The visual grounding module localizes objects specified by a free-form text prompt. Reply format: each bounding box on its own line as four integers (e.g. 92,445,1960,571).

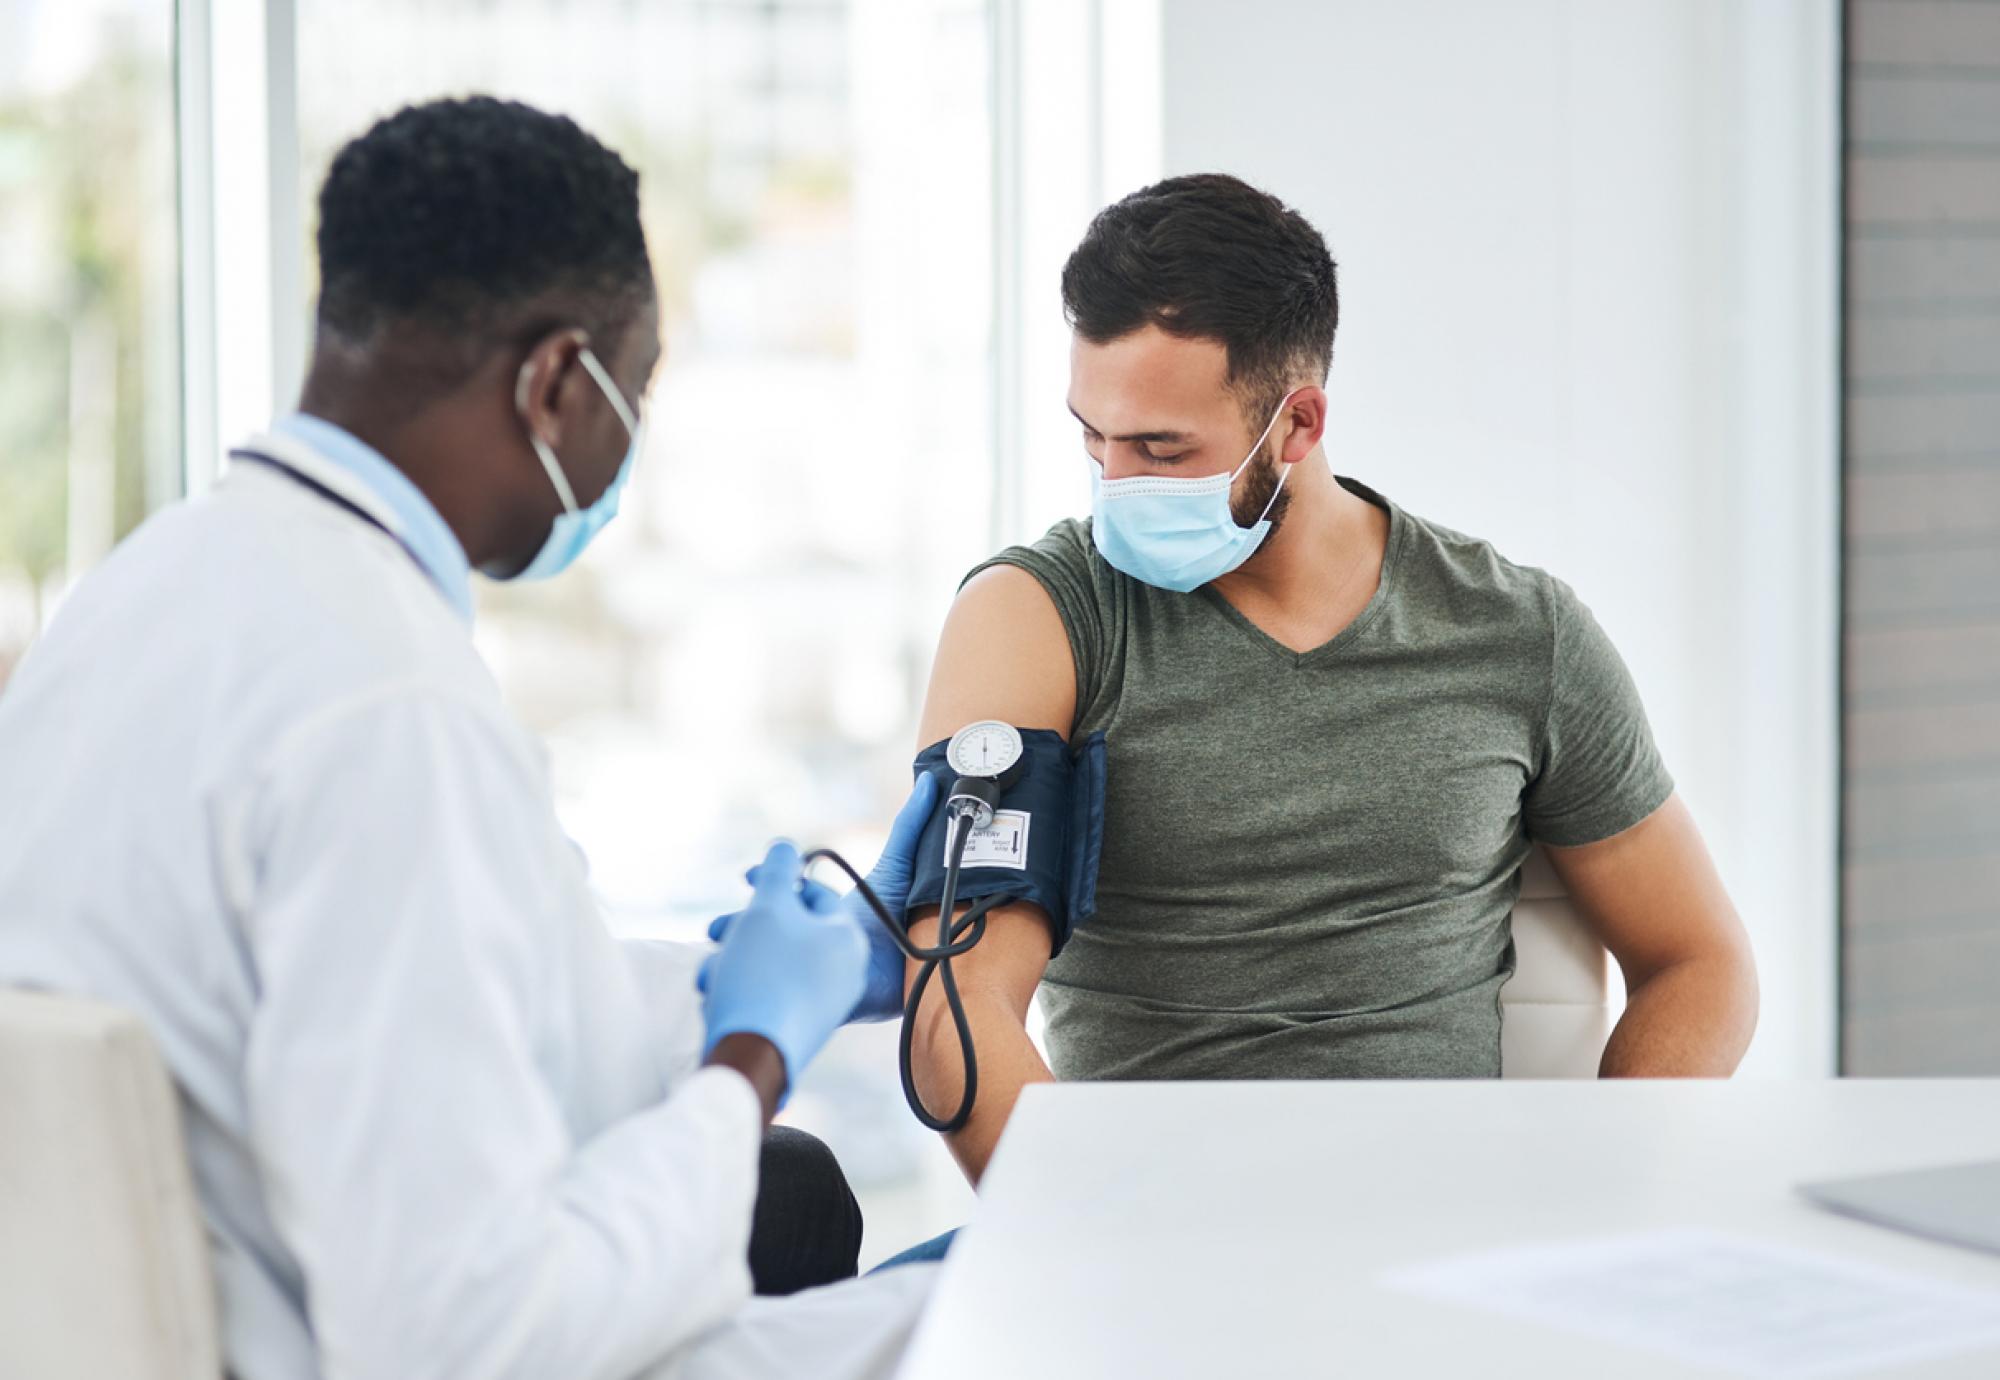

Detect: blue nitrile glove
840,772,938,1021
697,840,869,1092
709,773,938,1024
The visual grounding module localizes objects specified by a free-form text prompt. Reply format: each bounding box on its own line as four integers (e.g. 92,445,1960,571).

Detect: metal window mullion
175,0,219,497
175,0,302,498
988,0,1025,553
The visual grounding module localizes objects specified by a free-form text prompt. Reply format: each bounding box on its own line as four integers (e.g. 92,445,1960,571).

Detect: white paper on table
1384,1228,2000,1378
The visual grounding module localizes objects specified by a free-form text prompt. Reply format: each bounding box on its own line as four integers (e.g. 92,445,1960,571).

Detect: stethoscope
228,442,427,576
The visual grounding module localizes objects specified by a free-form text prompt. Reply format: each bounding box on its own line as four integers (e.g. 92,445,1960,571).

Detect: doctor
0,96,938,1379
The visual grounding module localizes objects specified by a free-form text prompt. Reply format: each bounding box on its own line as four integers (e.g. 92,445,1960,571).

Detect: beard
1230,442,1292,537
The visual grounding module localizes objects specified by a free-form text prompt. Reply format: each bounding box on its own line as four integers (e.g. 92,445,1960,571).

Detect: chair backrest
1498,848,1621,1078
0,988,221,1380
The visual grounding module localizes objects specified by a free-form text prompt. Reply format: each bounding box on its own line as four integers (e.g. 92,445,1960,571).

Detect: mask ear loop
576,347,641,438
1234,388,1302,529
516,355,581,515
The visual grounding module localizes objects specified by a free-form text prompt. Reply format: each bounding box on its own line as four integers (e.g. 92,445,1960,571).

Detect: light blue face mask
1090,390,1297,593
509,346,643,582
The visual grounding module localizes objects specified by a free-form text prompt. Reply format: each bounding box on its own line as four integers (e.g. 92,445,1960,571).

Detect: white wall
1119,0,1841,1076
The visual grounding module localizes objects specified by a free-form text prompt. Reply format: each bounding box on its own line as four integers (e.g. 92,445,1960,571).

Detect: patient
907,174,1760,1186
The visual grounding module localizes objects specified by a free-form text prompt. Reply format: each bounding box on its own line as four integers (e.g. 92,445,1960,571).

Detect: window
295,0,993,937
0,0,179,694
293,0,996,1238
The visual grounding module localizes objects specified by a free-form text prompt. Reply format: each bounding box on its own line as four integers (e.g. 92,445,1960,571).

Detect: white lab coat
0,430,934,1380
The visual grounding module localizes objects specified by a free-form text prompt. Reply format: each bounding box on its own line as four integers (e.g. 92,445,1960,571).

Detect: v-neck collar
1195,477,1408,670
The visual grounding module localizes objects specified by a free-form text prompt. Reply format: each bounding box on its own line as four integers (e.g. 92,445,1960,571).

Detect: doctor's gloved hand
841,772,937,1022
698,841,868,1096
709,772,939,1025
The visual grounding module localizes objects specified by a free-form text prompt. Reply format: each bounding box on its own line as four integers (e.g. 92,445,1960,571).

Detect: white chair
0,987,221,1380
1498,847,1622,1078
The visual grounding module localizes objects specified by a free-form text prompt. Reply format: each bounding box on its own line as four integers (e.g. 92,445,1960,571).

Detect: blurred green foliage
0,32,175,607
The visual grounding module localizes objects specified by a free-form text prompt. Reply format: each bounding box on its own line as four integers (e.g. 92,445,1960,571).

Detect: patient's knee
749,1126,863,1295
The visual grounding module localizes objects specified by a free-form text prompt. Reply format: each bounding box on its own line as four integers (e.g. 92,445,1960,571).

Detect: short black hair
315,96,651,365
1061,173,1338,419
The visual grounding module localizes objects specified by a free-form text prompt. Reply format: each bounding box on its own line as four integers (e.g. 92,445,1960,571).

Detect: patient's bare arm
905,901,1056,1182
908,565,1076,1183
1548,793,1759,1077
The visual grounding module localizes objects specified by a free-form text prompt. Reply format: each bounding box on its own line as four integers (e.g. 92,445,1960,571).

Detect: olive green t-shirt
969,477,1673,1082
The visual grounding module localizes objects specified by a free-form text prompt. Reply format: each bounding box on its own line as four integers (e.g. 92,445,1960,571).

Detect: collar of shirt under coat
241,412,477,624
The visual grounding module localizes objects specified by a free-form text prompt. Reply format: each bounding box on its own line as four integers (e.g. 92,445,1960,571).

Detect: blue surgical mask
509,346,643,582
1090,391,1298,593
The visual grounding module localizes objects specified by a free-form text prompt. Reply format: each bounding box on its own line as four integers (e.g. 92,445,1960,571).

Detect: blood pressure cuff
903,729,1107,958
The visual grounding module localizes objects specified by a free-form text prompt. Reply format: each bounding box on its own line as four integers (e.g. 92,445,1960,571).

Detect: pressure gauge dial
946,719,1025,782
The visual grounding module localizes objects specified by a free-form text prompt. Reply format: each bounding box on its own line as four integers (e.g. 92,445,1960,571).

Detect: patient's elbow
904,903,1050,1024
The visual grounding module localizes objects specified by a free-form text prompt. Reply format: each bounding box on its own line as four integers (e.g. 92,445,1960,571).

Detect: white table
897,1080,2000,1378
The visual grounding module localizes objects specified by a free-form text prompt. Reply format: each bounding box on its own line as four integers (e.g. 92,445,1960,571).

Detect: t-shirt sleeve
1523,576,1675,847
962,518,1107,731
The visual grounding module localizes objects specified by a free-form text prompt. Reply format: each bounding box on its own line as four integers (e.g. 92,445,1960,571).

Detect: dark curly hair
315,96,652,366
1061,173,1338,422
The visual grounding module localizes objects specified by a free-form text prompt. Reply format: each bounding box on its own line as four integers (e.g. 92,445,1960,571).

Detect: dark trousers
748,1126,863,1296
869,1226,956,1273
